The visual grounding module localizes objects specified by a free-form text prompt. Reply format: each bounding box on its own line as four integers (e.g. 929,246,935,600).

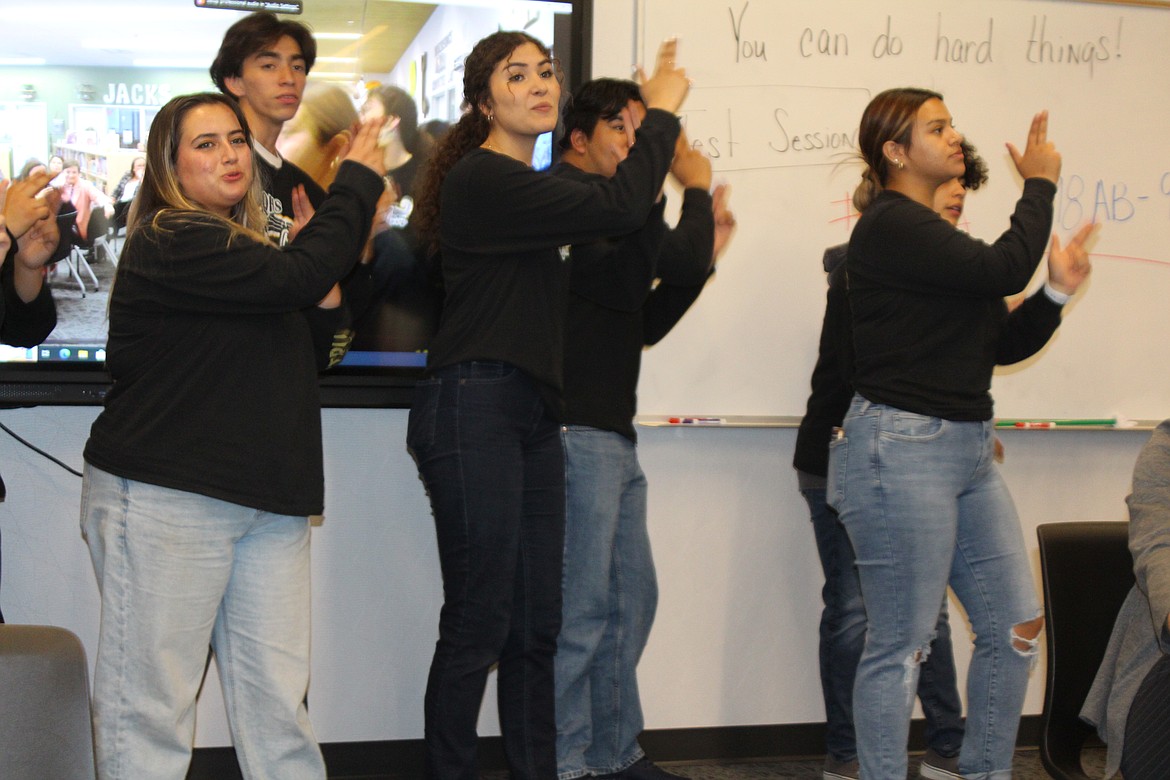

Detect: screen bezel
0,0,592,409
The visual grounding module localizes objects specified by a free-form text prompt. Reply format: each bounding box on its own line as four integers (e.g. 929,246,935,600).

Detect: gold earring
896,159,904,170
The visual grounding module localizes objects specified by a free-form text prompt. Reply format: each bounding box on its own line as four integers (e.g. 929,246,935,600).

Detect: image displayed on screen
1,0,578,402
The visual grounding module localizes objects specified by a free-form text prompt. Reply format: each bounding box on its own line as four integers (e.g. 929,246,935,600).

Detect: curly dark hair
413,31,556,249
960,139,989,191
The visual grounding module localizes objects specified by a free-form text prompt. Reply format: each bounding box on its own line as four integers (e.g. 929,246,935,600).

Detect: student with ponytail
828,88,1094,780
406,31,689,780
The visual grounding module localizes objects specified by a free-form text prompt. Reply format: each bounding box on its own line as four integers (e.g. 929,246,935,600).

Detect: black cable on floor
0,419,83,479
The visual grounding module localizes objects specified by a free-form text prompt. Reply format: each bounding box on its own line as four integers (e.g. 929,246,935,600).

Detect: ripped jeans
828,396,1041,780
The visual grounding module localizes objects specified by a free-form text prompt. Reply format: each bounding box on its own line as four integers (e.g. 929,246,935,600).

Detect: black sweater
428,108,681,416
555,163,715,441
847,178,1061,421
1,233,57,347
793,245,853,479
84,162,382,516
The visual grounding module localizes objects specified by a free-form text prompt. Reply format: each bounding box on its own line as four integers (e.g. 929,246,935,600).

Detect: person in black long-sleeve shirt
0,172,62,624
794,146,996,780
0,177,58,348
547,80,730,780
405,33,691,780
827,88,1095,780
550,78,733,780
211,11,372,368
81,92,385,780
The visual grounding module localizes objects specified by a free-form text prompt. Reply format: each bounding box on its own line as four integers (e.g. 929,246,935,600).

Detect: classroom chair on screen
50,204,95,297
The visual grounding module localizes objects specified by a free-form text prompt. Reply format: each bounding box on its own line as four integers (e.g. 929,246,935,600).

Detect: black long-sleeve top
847,178,1061,421
1,233,57,347
84,162,382,516
429,108,681,416
793,245,852,479
555,162,715,441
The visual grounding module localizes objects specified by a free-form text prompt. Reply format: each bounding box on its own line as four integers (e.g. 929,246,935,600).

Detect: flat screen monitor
0,0,591,408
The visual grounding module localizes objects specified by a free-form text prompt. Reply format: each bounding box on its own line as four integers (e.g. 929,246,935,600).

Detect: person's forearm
12,263,45,303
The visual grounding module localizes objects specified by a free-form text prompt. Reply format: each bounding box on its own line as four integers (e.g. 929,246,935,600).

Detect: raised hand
619,100,643,150
1006,110,1061,184
670,132,712,192
711,184,736,261
15,187,63,270
637,38,690,114
343,117,389,177
2,172,53,238
1047,222,1097,296
288,184,315,243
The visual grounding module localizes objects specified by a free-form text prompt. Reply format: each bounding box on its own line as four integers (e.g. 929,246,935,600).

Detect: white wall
0,404,1147,746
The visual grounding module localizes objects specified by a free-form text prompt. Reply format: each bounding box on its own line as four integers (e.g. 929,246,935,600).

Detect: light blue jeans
555,426,656,779
800,485,964,764
80,464,325,780
828,396,1041,780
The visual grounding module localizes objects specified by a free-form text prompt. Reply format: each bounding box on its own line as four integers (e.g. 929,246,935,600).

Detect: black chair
1037,521,1135,780
0,624,97,779
71,207,117,270
48,204,96,297
50,206,114,297
112,198,132,235
48,206,76,266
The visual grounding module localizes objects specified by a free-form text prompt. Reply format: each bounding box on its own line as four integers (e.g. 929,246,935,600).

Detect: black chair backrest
51,206,80,264
84,208,110,247
1037,521,1135,780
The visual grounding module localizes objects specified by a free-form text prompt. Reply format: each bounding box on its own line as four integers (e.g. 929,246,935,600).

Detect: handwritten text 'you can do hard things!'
675,5,1129,174
728,3,1125,75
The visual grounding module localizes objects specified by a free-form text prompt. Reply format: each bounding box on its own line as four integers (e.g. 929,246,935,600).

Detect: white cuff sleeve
1043,282,1071,306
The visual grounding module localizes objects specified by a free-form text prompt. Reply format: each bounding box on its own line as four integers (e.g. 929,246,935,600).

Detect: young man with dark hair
553,78,734,780
211,11,321,244
212,12,365,364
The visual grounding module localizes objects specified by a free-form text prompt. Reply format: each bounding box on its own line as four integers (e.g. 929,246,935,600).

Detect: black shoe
596,757,690,779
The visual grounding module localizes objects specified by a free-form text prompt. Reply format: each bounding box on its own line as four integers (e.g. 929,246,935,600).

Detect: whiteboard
633,0,1170,421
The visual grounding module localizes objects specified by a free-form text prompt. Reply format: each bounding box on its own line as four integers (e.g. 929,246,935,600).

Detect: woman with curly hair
406,31,689,780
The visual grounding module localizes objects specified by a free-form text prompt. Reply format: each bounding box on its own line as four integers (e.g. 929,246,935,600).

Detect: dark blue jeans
800,485,964,764
407,361,565,780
